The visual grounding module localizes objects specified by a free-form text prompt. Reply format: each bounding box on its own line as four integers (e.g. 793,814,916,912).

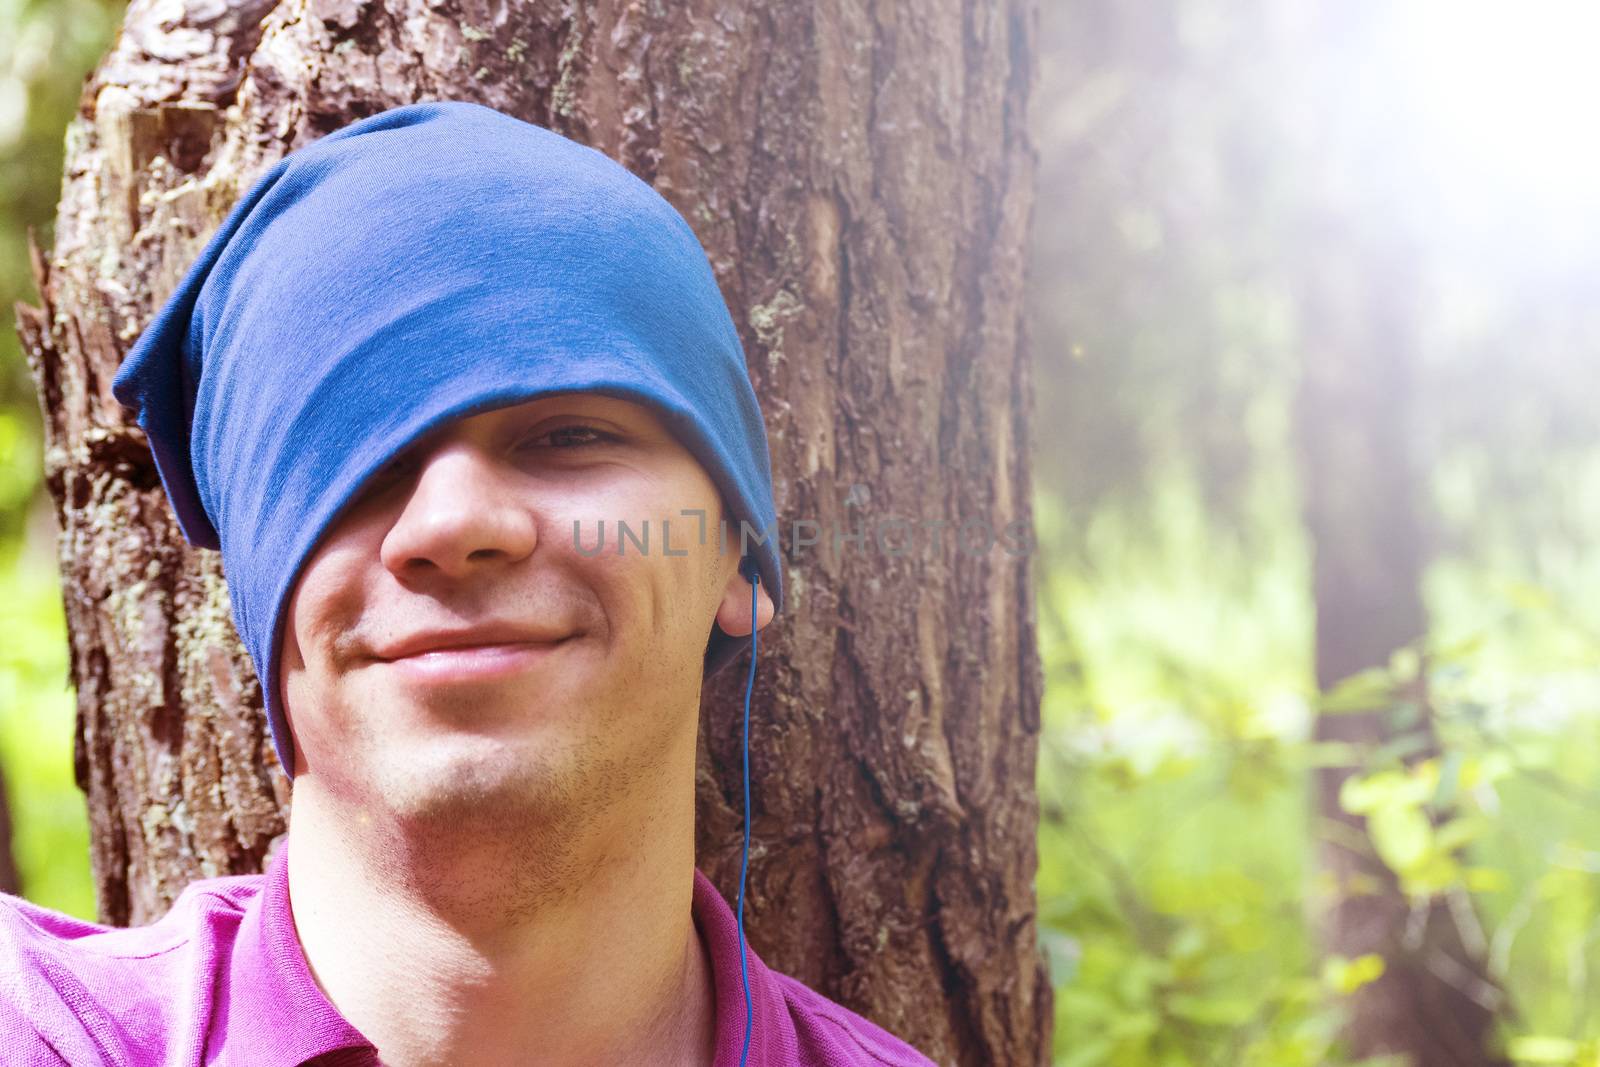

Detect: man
0,100,937,1066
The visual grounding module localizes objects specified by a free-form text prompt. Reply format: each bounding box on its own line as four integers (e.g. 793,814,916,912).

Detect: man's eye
527,425,621,449
382,456,420,483
351,457,414,507
354,427,620,507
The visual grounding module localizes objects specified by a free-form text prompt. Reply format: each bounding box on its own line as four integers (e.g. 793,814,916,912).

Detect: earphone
736,568,759,1067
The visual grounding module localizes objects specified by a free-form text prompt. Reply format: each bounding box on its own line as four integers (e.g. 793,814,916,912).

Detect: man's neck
283,775,716,1066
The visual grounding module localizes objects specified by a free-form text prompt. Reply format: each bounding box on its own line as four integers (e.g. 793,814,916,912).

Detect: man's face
279,392,757,828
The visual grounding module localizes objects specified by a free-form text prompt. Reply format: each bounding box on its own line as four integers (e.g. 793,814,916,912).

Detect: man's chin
360,735,585,828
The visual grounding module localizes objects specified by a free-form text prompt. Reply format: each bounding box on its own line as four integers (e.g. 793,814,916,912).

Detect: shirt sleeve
0,991,71,1066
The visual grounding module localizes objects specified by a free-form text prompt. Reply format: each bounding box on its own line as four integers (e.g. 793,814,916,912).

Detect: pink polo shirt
0,841,936,1066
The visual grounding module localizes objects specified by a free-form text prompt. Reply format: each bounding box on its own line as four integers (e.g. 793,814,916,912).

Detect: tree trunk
1295,216,1506,1066
12,0,1050,1063
0,760,18,896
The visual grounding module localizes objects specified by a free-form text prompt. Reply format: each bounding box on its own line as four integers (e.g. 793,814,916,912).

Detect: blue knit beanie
111,100,784,779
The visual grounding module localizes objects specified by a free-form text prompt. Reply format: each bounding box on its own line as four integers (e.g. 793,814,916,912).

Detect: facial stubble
340,662,689,925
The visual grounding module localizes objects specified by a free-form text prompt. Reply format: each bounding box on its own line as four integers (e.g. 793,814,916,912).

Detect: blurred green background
0,0,123,924
5,1,1600,1064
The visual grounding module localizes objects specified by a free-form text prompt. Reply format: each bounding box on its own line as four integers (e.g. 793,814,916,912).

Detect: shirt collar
693,867,788,1067
231,847,765,1065
227,841,378,1066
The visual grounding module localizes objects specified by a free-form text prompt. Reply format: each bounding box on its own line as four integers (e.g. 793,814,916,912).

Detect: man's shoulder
0,873,262,958
0,874,266,1062
769,970,942,1067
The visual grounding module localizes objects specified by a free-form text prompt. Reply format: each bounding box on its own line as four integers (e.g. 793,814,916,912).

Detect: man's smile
373,621,576,661
379,637,576,685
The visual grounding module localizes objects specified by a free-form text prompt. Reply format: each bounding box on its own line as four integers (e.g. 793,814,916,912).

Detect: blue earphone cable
736,569,758,1067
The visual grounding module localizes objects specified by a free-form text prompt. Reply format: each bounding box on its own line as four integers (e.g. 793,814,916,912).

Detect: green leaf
1506,1035,1581,1063
1321,953,1385,994
1369,804,1433,873
1433,750,1464,808
1388,646,1421,682
1465,866,1509,893
1166,992,1261,1026
1318,667,1397,714
1434,816,1483,855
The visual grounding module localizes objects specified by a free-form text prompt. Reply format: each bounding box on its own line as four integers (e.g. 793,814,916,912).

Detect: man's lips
376,635,576,685
373,624,574,662
369,623,579,685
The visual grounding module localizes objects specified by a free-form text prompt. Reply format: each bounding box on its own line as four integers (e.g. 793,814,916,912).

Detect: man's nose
378,442,539,580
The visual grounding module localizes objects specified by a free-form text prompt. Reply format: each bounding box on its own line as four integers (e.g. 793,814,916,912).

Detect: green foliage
0,0,117,921
1033,0,1600,1062
1038,471,1600,1065
1036,474,1349,1066
0,0,123,534
0,531,92,918
0,408,41,518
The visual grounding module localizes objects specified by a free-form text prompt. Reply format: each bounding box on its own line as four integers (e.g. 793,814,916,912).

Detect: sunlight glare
1394,0,1600,240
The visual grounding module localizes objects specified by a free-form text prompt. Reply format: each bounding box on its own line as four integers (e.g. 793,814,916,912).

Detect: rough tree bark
0,761,19,896
12,0,1050,1063
1295,216,1506,1067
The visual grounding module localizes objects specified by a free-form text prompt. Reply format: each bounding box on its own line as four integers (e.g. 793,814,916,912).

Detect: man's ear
714,562,776,638
276,618,303,777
